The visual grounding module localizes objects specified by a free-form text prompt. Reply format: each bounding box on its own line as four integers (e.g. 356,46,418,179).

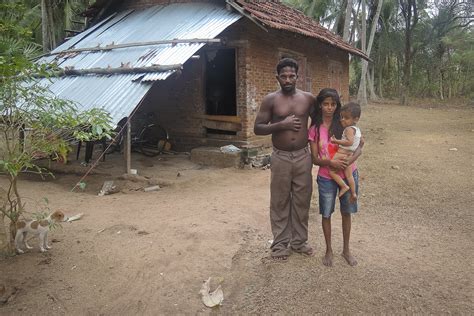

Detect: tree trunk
9,221,16,253
343,0,353,41
368,66,378,100
439,74,444,100
350,8,360,43
41,0,56,52
360,0,367,55
0,215,9,256
358,0,383,105
0,187,11,255
399,0,418,105
357,0,368,105
2,177,23,254
378,54,384,98
400,30,411,105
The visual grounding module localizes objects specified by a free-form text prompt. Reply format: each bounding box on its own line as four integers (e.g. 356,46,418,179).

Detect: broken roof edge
231,0,370,61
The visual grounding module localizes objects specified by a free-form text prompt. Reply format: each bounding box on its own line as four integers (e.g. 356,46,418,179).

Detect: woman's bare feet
338,185,350,198
341,252,357,266
322,251,333,266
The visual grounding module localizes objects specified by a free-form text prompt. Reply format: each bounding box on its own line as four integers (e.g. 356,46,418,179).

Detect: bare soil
1,101,473,314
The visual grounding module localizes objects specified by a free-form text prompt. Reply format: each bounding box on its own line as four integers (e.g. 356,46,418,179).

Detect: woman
309,88,363,266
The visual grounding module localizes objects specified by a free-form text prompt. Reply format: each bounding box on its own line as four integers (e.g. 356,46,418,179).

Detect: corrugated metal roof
38,3,241,125
43,75,153,125
42,3,241,76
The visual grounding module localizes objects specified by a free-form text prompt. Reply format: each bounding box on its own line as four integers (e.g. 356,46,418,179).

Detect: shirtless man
254,58,315,261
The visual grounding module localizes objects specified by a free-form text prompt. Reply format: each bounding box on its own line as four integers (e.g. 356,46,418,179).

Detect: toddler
329,102,362,202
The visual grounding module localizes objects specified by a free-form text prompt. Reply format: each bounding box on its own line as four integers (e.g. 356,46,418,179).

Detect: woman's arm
310,141,348,170
347,136,364,165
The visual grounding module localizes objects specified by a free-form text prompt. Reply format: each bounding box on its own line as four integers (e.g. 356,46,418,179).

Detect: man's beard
281,84,294,92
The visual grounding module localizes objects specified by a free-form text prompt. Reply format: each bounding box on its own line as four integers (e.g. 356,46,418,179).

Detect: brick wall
223,19,350,148
135,16,349,151
138,58,208,151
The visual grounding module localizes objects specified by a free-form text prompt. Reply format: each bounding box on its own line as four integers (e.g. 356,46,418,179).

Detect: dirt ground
0,101,473,314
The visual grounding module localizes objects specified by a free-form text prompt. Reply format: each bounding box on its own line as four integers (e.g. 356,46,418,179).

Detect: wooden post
124,121,131,174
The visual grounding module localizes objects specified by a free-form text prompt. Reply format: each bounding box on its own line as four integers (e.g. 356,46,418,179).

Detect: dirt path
1,102,473,314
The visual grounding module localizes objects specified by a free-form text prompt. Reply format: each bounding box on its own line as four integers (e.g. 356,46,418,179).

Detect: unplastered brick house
41,0,367,159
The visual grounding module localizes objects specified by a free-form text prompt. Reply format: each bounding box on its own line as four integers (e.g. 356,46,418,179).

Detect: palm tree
283,0,348,35
357,0,384,105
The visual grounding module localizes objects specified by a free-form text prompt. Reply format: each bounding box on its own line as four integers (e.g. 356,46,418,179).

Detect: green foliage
78,181,87,190
284,0,473,101
0,1,113,253
283,0,345,30
0,62,114,178
31,198,62,230
0,1,41,58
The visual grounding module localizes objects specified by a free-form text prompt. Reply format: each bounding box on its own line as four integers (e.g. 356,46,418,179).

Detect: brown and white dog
15,210,68,254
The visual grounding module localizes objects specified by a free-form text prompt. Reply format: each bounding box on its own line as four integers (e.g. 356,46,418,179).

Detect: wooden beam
124,121,131,174
46,38,223,56
64,29,82,34
226,0,268,33
196,115,241,124
34,64,183,77
203,119,242,132
226,39,249,47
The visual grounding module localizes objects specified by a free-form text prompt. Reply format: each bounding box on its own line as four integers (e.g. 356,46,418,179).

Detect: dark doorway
205,48,236,116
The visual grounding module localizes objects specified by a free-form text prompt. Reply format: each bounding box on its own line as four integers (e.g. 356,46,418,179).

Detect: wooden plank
203,119,242,132
196,115,241,123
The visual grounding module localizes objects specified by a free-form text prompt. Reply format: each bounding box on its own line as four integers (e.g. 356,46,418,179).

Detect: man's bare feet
261,255,289,264
293,245,315,257
341,252,357,266
338,185,350,198
322,252,333,266
271,255,289,261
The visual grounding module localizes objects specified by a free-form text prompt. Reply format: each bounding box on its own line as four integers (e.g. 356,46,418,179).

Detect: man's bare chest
273,101,310,118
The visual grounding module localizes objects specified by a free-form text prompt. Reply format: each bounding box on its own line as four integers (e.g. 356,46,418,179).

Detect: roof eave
230,0,370,61
264,22,371,61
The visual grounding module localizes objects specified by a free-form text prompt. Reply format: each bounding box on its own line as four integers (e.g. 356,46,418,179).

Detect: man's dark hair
341,102,361,118
277,58,299,74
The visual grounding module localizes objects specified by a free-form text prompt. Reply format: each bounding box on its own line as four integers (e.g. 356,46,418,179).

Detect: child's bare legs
329,152,350,197
344,165,357,202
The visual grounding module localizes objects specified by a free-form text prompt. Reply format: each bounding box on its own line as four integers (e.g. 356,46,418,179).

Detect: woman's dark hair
276,58,299,74
310,88,343,143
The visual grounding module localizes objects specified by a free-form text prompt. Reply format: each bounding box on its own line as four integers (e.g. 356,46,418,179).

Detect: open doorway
204,48,238,135
205,48,236,116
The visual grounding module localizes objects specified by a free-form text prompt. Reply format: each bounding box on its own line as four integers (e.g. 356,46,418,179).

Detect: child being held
329,102,362,202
